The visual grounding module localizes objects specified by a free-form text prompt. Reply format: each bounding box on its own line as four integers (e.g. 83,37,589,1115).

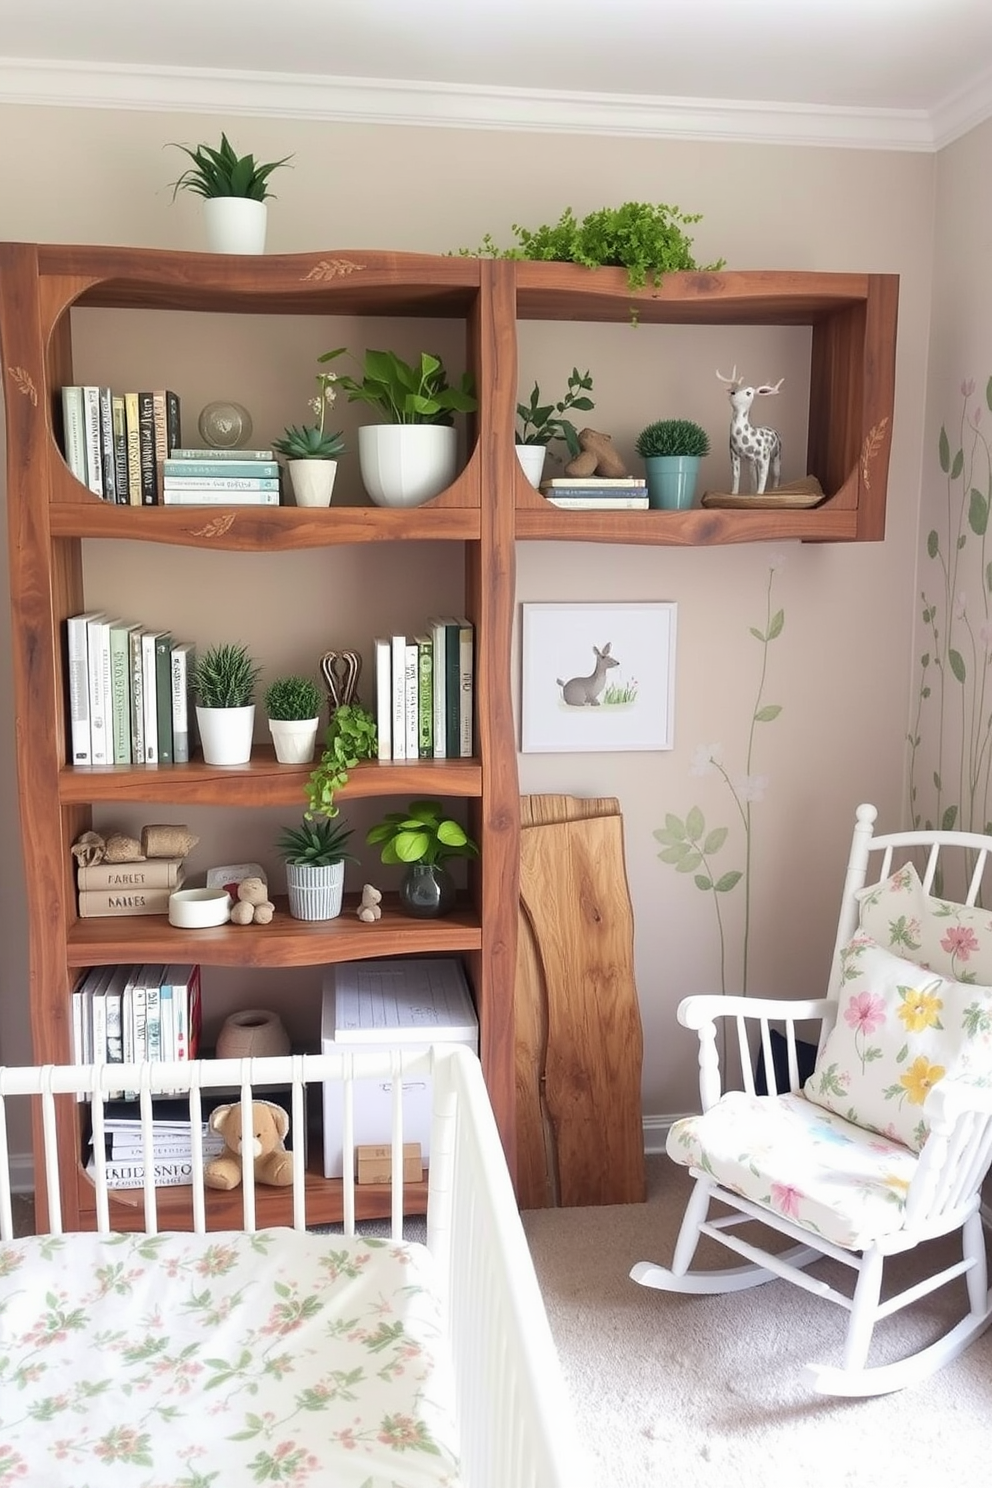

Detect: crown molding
930,64,992,150
0,57,945,152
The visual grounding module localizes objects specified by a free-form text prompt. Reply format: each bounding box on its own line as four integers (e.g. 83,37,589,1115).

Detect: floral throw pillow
857,861,992,984
804,937,992,1151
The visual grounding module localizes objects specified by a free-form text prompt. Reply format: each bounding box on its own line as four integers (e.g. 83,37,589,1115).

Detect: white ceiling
1,0,991,150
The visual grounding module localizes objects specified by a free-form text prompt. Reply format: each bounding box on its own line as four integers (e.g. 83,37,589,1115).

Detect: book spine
111,393,129,503
77,888,174,916
129,625,145,764
86,615,112,765
85,1157,199,1187
60,386,87,483
171,642,194,764
430,617,448,759
445,619,461,758
77,860,185,890
91,981,108,1063
541,477,647,488
141,630,158,763
155,632,174,764
546,496,649,509
416,634,433,758
161,460,280,479
162,476,280,491
144,975,162,1063
124,392,142,505
66,612,95,765
137,391,156,505
390,634,407,761
404,639,419,759
161,490,280,506
98,386,117,503
170,447,274,460
159,982,174,1063
373,636,392,762
109,622,135,764
152,390,182,501
81,386,104,497
541,485,647,496
458,620,474,758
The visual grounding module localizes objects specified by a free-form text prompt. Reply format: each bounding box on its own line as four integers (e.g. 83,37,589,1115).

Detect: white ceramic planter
195,704,255,765
268,716,320,764
203,197,268,255
287,459,337,507
516,444,547,488
358,424,458,508
285,861,345,921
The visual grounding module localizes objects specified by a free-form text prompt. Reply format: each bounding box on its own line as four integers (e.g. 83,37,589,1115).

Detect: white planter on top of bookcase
203,198,268,255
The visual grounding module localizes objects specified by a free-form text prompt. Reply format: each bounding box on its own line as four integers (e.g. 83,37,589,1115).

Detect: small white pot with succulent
278,816,356,922
265,674,323,764
168,132,293,255
191,642,261,766
272,363,346,506
516,367,594,487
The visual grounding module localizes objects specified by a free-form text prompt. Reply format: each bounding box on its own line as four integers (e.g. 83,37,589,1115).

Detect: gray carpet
521,1156,992,1488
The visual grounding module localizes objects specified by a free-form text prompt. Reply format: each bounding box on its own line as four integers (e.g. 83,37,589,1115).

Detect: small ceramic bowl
168,887,232,929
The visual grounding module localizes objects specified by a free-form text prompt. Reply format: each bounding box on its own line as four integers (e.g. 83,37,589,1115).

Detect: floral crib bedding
0,1226,462,1488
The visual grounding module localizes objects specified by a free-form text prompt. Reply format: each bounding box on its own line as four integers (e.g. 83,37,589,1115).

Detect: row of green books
66,611,194,767
373,618,474,762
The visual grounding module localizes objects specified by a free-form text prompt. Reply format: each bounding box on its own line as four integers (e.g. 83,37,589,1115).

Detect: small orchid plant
273,366,345,460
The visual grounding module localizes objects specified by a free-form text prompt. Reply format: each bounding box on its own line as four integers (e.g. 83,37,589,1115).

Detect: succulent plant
190,642,261,709
271,423,345,460
277,816,356,867
168,132,293,201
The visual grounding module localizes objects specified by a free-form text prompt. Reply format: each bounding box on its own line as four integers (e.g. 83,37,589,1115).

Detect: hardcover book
152,390,182,503
66,610,103,765
109,619,140,764
129,624,145,763
444,617,462,758
457,619,475,758
140,629,163,763
161,475,279,491
98,385,117,503
124,391,143,506
60,386,87,484
77,887,174,917
111,393,129,503
80,385,104,498
77,858,186,890
137,391,157,505
170,447,275,460
416,633,433,758
161,459,279,479
404,638,419,760
429,615,457,760
546,495,649,509
170,640,195,764
86,613,116,766
154,631,174,764
373,636,392,761
161,489,280,506
390,633,407,761
540,477,647,488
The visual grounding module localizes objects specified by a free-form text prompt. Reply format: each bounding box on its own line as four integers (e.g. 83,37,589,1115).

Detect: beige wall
0,103,937,1122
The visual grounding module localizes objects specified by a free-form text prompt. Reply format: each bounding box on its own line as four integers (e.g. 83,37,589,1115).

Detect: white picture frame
520,601,677,753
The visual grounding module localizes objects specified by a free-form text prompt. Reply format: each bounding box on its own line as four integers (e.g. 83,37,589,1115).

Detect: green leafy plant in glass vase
366,798,478,919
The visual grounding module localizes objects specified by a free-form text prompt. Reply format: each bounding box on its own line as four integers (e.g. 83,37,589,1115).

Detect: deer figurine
716,367,784,494
557,642,619,707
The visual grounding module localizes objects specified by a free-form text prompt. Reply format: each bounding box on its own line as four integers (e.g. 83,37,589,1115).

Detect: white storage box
321,957,479,1178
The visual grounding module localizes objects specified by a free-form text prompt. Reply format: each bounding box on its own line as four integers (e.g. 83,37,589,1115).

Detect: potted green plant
272,363,345,508
366,798,478,918
277,816,356,921
635,418,711,510
190,642,261,765
319,346,478,508
265,674,324,764
515,367,595,487
304,702,378,818
168,131,293,254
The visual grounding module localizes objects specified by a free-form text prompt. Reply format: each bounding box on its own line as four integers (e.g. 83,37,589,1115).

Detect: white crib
0,1044,586,1488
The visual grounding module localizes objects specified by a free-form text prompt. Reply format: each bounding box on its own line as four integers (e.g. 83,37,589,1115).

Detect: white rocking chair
632,802,992,1396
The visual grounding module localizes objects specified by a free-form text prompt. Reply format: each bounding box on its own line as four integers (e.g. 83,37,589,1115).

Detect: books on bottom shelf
72,963,202,1099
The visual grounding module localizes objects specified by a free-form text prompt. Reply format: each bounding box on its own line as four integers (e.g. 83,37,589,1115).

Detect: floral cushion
805,937,992,1151
0,1227,461,1488
667,1090,917,1250
857,861,992,984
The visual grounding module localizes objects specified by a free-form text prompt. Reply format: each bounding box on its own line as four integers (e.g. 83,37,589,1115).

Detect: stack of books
59,386,181,505
540,476,649,510
66,613,194,767
86,1107,227,1189
372,618,474,762
76,855,186,919
71,962,202,1095
162,448,281,506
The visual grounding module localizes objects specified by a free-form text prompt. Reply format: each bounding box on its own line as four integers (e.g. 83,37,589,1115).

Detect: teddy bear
564,427,629,479
229,876,275,925
356,882,382,922
204,1099,294,1190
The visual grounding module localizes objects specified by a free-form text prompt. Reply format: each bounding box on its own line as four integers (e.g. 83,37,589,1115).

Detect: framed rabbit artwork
520,601,677,753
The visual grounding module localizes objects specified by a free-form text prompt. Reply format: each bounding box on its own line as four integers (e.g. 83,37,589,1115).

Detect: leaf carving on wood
185,513,237,539
301,259,367,281
860,417,889,490
8,365,38,405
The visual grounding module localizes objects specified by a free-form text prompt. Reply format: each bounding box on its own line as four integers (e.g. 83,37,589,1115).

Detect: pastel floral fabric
0,1227,462,1488
805,937,992,1151
666,1090,918,1249
857,861,992,985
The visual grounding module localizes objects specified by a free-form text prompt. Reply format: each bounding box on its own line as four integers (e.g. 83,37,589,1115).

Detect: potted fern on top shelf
167,131,293,255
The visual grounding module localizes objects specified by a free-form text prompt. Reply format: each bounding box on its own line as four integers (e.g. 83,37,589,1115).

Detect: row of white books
60,386,181,505
66,611,194,767
72,962,202,1101
373,617,474,762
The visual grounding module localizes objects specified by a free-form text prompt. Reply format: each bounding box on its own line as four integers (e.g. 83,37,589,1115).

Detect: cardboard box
356,1142,423,1185
321,957,478,1178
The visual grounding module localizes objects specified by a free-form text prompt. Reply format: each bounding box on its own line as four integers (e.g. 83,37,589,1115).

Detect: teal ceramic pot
644,455,702,511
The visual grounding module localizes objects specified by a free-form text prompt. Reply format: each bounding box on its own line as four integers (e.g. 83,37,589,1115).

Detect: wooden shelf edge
513,503,860,545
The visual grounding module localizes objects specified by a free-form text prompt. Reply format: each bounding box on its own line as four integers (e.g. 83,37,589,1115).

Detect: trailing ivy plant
304,702,378,818
459,201,725,290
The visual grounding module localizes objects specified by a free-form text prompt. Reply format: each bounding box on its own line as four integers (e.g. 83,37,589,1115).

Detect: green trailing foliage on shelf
459,201,725,290
277,815,357,867
190,642,261,709
635,418,711,459
304,703,378,818
168,132,293,201
517,368,595,458
366,798,479,866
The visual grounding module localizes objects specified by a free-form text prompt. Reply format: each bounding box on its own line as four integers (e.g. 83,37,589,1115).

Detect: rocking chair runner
632,802,992,1396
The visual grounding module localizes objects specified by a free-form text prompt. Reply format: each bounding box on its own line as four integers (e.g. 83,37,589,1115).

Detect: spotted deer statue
716,367,784,494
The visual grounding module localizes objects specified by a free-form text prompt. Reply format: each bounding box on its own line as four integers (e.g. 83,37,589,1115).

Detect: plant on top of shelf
277,815,357,867
635,418,711,459
318,347,478,425
516,368,595,458
265,674,323,722
303,702,378,818
168,132,293,200
458,201,725,291
190,642,261,708
366,799,479,866
272,365,345,460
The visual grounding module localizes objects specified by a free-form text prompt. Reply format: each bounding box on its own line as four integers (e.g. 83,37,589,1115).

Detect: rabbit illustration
557,642,619,706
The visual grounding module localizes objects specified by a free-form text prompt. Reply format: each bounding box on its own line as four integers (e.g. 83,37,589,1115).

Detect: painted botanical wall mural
912,377,992,837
